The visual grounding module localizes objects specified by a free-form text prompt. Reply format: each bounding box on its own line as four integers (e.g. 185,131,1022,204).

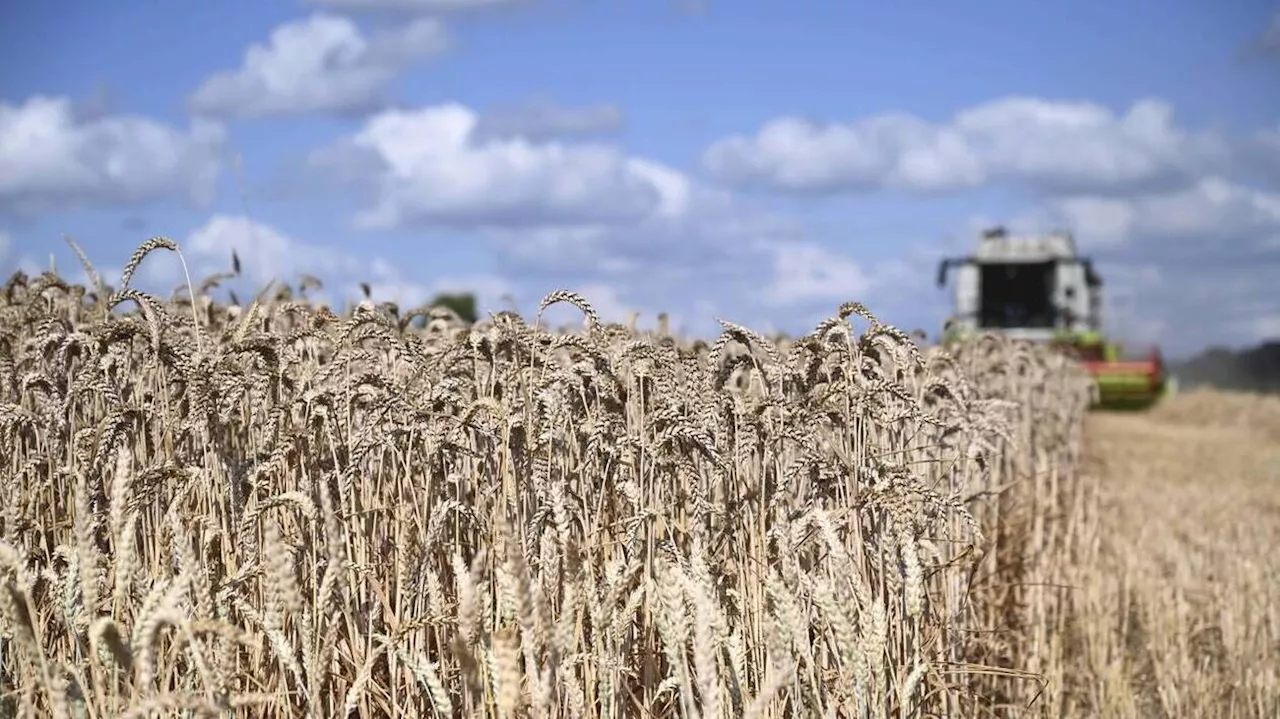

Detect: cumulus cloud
765,243,874,306
418,270,514,309
1258,9,1280,54
703,97,1230,196
140,214,358,295
1057,178,1280,350
475,97,626,142
534,282,717,337
188,14,449,119
363,257,513,311
311,102,685,229
476,194,802,334
302,99,843,332
1045,178,1280,258
183,215,361,281
319,98,1277,340
140,214,514,313
700,89,1280,348
1239,314,1280,342
0,96,226,215
1120,262,1279,353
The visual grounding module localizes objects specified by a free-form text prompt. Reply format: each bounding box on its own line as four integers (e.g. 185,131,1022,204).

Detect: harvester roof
973,226,1081,263
936,226,1102,288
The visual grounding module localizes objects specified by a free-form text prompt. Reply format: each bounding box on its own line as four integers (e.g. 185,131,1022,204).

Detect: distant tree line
1169,341,1280,394
428,292,478,324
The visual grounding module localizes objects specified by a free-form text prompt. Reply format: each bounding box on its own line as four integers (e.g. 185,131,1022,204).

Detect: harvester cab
935,226,1171,409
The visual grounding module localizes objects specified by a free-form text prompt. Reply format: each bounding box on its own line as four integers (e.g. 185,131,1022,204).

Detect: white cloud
305,100,840,334
307,0,526,12
364,256,513,312
302,96,1264,348
299,98,831,336
140,214,358,298
1045,177,1280,251
475,98,625,142
530,281,714,335
764,243,874,306
1056,179,1280,349
705,113,985,193
1238,314,1280,342
1089,264,1168,345
285,91,1277,353
1152,269,1279,351
313,102,682,229
0,96,225,215
703,97,1230,196
3,243,122,289
16,255,46,278
576,283,634,323
1046,198,1139,247
137,215,513,315
424,272,514,311
188,14,449,119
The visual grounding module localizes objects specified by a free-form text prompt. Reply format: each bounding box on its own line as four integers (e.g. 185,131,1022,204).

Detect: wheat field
0,238,1274,718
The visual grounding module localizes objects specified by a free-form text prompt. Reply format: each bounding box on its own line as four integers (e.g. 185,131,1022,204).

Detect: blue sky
2,0,1278,357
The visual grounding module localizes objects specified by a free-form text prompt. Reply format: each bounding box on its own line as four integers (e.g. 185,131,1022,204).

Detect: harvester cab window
979,261,1055,329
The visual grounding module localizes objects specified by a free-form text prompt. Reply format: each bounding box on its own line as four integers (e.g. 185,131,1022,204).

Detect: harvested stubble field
1066,389,1280,717
0,238,1274,718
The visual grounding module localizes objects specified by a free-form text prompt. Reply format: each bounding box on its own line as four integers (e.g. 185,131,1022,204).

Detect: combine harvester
936,226,1174,410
